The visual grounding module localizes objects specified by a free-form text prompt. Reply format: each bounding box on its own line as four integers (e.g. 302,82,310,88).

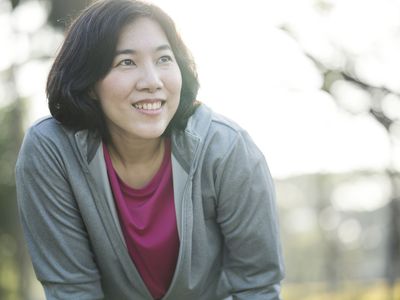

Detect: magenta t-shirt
103,140,179,299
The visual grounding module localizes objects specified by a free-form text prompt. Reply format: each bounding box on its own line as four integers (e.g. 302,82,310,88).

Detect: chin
136,127,168,140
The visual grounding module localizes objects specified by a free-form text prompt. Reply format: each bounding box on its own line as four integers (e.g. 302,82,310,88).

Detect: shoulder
189,104,264,162
188,104,246,143
25,116,70,140
17,116,74,167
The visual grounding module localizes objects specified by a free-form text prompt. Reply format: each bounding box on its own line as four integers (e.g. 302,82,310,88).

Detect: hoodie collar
74,104,213,173
171,104,212,174
73,129,101,171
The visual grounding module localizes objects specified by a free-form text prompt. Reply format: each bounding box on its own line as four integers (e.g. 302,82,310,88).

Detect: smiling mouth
132,100,164,111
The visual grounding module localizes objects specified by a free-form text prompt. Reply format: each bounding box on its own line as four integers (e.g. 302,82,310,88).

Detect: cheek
94,78,112,101
95,73,129,100
169,68,182,96
173,72,183,110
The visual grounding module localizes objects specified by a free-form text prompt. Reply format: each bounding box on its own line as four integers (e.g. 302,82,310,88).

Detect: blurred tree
0,79,25,298
280,0,400,291
304,45,400,298
387,193,400,300
315,176,341,293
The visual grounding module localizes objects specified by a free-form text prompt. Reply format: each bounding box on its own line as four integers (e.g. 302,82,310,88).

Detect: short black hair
47,0,200,138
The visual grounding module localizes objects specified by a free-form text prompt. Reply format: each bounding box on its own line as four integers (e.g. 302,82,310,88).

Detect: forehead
116,17,171,51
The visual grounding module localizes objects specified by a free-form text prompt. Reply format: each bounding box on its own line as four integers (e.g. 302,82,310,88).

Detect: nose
136,63,163,92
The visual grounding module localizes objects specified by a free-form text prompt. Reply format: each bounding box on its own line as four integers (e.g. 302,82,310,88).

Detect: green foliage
0,101,23,231
0,101,24,300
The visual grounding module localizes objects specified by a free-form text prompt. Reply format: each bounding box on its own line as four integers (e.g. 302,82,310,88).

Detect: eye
158,55,173,64
117,59,136,67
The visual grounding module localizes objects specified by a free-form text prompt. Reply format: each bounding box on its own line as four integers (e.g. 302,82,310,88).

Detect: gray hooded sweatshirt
16,104,284,300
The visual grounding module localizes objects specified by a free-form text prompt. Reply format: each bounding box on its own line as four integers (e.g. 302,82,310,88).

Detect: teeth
133,101,162,110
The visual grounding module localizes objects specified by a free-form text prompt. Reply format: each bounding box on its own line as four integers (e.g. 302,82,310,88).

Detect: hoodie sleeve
215,130,285,300
15,125,104,300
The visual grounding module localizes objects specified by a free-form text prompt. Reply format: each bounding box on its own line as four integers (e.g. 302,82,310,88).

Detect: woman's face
94,17,182,141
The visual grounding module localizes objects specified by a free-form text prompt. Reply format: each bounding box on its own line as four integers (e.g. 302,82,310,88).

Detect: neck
107,134,164,167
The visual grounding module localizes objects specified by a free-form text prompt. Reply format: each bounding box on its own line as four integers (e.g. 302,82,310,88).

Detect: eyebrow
115,44,172,56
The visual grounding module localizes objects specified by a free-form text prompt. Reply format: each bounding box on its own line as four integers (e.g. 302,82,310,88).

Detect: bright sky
1,0,400,179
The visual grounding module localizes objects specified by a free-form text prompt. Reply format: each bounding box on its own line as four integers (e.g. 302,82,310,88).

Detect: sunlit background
1,0,400,299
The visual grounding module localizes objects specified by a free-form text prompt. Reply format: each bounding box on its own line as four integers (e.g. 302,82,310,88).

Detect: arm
15,126,104,300
215,131,285,300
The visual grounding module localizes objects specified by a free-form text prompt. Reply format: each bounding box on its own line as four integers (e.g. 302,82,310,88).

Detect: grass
282,279,400,300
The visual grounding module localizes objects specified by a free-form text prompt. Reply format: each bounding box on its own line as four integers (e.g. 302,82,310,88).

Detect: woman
15,0,284,299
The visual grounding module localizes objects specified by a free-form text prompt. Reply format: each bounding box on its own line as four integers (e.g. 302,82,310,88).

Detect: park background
0,0,399,299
